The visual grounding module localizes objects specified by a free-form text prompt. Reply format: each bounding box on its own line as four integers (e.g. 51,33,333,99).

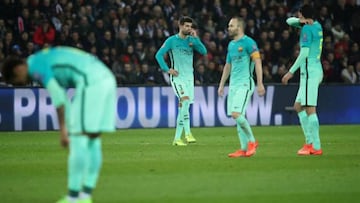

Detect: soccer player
282,5,323,155
218,17,265,157
155,16,207,146
1,46,117,203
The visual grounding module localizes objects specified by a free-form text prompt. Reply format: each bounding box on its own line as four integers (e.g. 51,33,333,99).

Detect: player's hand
257,83,266,96
282,72,293,85
168,69,179,76
218,86,224,97
300,18,313,25
190,29,198,37
60,128,69,148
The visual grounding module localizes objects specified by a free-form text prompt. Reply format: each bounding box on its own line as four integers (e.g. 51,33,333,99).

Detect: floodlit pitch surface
0,125,359,203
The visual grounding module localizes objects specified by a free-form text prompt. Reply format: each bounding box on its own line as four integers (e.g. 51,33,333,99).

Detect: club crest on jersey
238,47,243,52
189,42,193,47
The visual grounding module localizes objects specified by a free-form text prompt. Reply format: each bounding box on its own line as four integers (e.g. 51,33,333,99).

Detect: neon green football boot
172,139,187,146
56,197,73,203
185,133,196,143
77,198,92,203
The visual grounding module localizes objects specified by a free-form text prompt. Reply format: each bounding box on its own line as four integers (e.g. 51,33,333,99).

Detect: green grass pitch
1,125,360,203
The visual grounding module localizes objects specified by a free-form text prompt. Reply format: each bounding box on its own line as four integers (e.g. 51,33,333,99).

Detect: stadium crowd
0,0,360,86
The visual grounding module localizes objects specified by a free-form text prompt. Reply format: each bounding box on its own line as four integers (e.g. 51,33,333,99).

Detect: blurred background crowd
0,0,359,86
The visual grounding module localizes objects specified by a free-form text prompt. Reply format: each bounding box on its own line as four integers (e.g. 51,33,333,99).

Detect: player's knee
293,103,302,113
306,107,316,115
231,112,240,119
87,133,100,139
180,96,189,101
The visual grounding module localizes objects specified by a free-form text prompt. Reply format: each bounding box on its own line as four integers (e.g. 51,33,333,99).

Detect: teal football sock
68,135,89,194
237,123,249,150
236,115,255,142
298,110,312,144
83,137,102,190
308,113,321,150
174,107,184,140
181,99,191,135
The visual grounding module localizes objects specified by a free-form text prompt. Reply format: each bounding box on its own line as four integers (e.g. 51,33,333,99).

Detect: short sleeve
246,38,259,55
300,25,312,47
226,52,231,64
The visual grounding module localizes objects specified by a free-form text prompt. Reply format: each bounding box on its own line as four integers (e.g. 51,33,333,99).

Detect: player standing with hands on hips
155,16,207,146
218,17,265,157
1,46,117,203
282,5,323,155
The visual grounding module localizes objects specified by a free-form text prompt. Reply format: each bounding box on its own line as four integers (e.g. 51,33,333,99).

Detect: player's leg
171,81,187,145
184,79,196,143
173,101,186,145
295,82,313,155
80,76,117,201
228,88,257,157
79,134,102,202
57,87,90,203
305,77,322,155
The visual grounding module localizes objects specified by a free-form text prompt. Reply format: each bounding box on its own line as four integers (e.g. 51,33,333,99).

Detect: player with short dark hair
1,46,117,203
155,16,207,146
282,4,324,155
218,17,265,157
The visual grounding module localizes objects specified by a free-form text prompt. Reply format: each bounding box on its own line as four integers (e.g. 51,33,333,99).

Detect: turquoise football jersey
27,46,113,88
299,21,323,75
226,35,259,89
155,34,207,82
300,21,323,60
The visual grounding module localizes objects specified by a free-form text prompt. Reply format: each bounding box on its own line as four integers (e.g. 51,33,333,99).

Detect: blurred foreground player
1,46,117,202
282,5,323,155
218,17,265,157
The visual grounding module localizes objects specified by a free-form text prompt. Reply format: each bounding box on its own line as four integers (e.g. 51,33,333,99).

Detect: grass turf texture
0,125,360,203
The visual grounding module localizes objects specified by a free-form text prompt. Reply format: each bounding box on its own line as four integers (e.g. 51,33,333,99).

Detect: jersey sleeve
246,38,260,59
27,53,54,87
155,38,172,72
191,37,207,55
300,25,313,48
226,51,231,64
286,17,302,28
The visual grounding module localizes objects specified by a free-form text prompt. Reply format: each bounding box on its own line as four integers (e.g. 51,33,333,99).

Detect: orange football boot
245,141,257,157
297,144,313,155
310,148,323,155
228,150,247,158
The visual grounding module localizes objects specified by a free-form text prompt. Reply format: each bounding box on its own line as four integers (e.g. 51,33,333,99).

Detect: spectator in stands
0,0,359,86
273,64,287,83
341,64,357,84
33,19,55,48
195,63,206,85
322,60,335,83
122,62,139,85
349,42,360,65
2,31,15,57
331,23,346,43
139,63,156,85
355,62,360,83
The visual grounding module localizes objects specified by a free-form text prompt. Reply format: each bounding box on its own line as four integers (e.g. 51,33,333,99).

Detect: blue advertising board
0,85,359,131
